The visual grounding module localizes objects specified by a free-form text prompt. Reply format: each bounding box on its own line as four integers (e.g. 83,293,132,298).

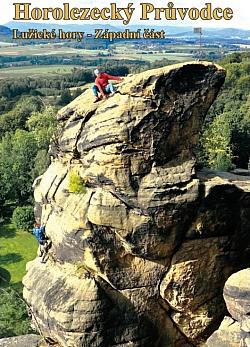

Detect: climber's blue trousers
92,84,115,97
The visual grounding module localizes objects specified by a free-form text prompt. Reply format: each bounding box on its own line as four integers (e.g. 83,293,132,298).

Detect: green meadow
0,65,83,78
0,223,37,287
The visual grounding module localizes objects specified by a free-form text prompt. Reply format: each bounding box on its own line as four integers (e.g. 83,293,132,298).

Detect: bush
0,287,32,338
212,152,232,171
200,113,233,171
12,206,34,231
68,171,86,194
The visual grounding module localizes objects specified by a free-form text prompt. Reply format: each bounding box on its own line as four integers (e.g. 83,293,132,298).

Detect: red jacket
95,72,121,96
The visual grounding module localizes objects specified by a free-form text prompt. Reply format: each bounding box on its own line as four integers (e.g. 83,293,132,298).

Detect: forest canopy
199,52,250,170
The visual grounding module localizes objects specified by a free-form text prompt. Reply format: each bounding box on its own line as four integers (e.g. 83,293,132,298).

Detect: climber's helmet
94,69,100,77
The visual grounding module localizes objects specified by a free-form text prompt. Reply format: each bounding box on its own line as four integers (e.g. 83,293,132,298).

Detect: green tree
231,95,250,167
201,53,250,169
0,106,57,206
0,96,43,139
12,206,34,231
0,288,32,338
26,106,57,149
201,113,233,171
31,149,50,179
58,89,72,106
0,130,37,203
72,88,82,100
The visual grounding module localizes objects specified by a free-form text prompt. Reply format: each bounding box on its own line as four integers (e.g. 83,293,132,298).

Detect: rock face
206,269,250,347
23,62,250,346
0,335,40,347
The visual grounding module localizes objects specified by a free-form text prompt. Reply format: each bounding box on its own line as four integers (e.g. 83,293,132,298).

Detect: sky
0,0,250,30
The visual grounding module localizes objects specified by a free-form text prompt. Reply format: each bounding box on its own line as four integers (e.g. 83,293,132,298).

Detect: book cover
0,1,249,346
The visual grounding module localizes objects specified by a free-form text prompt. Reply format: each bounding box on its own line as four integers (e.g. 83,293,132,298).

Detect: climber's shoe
93,97,101,103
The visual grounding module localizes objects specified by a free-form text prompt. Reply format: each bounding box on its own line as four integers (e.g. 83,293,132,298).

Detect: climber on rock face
32,223,50,264
92,69,123,103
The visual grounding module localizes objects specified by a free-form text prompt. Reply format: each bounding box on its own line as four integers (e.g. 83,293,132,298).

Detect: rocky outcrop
0,335,40,347
23,62,250,346
206,269,250,347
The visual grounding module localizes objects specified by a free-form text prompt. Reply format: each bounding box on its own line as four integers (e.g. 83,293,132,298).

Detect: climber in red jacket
92,69,123,102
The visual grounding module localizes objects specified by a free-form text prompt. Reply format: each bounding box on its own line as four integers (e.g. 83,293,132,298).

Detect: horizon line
1,21,250,32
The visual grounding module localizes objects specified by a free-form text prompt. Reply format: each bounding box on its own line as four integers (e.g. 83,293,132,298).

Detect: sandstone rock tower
23,62,250,347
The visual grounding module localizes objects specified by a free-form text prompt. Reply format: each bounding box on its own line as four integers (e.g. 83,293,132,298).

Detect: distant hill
210,28,250,39
5,21,118,33
168,27,250,39
5,22,250,40
5,21,194,36
0,25,11,36
0,25,12,42
128,25,193,35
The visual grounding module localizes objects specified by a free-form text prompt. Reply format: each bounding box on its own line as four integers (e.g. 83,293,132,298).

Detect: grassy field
0,224,37,286
0,41,198,80
0,42,195,61
0,43,101,57
0,51,192,79
0,65,84,78
112,44,194,62
0,42,16,47
119,52,193,62
112,43,220,62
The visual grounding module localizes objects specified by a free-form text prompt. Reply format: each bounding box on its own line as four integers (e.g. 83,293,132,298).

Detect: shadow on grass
10,281,24,293
0,202,16,221
0,253,23,265
0,267,11,286
0,224,16,239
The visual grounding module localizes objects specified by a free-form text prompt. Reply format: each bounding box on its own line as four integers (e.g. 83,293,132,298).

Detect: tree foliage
200,52,250,170
31,149,51,179
58,89,73,106
201,113,233,170
0,130,37,203
0,96,43,139
0,288,32,338
26,106,57,149
0,106,57,205
12,206,34,231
